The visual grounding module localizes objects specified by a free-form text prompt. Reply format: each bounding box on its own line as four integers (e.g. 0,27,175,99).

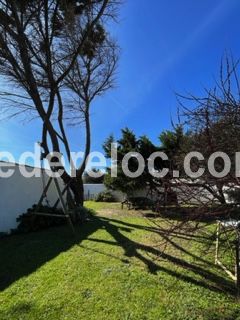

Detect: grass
0,202,239,320
85,201,121,211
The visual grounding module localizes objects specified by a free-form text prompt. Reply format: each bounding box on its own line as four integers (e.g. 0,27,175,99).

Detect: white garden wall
0,163,106,233
1,162,226,234
84,184,106,200
0,163,66,233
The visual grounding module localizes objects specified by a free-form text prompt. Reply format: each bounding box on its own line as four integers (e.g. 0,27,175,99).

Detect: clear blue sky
1,0,240,162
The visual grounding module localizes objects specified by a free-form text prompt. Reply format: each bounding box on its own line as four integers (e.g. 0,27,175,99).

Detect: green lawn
0,202,239,320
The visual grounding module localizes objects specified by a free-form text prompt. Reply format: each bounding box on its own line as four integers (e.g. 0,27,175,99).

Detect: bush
226,188,240,204
0,232,7,239
12,204,96,234
123,197,154,210
78,206,96,219
95,191,116,202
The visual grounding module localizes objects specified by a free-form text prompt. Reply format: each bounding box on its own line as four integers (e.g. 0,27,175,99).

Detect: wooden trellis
32,175,77,237
30,145,77,238
215,220,240,294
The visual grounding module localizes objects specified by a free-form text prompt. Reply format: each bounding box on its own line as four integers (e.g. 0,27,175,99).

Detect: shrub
226,188,240,204
128,197,154,210
0,232,7,239
12,204,96,234
77,206,96,219
95,191,116,202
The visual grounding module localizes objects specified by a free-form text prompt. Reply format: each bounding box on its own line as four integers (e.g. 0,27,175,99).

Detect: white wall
1,163,231,233
84,185,126,202
0,163,65,233
84,184,106,200
0,164,109,233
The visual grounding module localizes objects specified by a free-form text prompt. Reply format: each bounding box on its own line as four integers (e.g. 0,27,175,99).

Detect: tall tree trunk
69,176,84,206
75,107,91,206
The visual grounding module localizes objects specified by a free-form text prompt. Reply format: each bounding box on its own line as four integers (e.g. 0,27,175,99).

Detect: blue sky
1,0,240,163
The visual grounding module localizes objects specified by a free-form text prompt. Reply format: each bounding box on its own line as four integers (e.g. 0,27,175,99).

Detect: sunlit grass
0,202,239,320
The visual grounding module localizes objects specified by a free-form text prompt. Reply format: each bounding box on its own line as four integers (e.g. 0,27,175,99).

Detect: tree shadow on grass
0,217,103,291
0,215,236,296
87,216,236,296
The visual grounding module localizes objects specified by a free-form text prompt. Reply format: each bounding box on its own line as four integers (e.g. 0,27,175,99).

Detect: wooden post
236,228,240,296
53,177,76,238
53,184,68,209
35,177,53,211
215,222,220,264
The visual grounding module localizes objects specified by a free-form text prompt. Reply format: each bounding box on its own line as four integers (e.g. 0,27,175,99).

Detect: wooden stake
236,229,240,296
215,222,220,264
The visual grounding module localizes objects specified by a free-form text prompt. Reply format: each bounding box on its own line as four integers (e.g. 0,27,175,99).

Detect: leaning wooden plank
215,259,237,281
31,212,69,218
53,178,76,237
236,231,240,294
53,183,68,209
35,177,53,212
215,222,220,264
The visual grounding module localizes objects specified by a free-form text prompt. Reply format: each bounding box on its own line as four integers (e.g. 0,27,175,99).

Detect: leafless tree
176,55,240,206
61,33,118,203
142,57,240,269
0,0,119,206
